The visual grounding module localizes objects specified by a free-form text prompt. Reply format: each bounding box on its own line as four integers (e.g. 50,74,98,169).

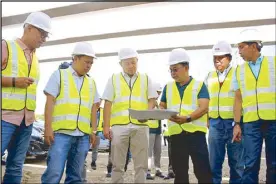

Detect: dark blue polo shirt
161,76,210,103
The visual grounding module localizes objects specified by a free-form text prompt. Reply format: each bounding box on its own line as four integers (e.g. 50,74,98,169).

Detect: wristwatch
92,130,97,134
186,115,192,122
233,121,240,127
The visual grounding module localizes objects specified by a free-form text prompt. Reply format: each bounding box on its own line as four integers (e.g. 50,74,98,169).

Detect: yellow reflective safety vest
163,129,170,136
236,56,276,123
110,73,149,126
166,79,208,136
2,40,40,111
206,68,235,119
52,68,96,134
148,104,159,128
97,108,103,132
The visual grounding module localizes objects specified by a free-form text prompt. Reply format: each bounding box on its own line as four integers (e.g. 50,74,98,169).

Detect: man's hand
232,124,242,143
90,133,97,148
169,115,187,125
44,126,54,146
103,126,112,141
15,77,34,88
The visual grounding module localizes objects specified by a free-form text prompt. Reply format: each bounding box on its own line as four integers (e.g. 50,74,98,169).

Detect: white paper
129,108,178,120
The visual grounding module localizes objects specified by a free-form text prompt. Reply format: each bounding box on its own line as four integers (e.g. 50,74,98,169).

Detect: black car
27,122,49,160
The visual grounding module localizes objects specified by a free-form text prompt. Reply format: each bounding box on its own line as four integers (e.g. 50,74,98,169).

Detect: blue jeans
1,119,33,184
208,118,244,184
242,120,276,184
41,133,90,184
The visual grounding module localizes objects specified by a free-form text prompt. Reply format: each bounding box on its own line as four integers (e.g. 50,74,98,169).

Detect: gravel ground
1,144,267,183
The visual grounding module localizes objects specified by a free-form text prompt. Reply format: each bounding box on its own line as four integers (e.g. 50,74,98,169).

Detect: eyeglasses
168,66,184,73
35,26,49,39
121,61,137,66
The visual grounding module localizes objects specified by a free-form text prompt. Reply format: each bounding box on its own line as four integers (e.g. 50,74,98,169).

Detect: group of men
1,11,275,184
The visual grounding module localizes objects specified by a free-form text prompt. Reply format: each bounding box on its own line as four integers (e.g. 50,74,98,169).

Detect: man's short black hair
178,62,189,67
243,42,263,52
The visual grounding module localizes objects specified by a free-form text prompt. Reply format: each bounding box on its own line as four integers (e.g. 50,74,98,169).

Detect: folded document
129,108,178,120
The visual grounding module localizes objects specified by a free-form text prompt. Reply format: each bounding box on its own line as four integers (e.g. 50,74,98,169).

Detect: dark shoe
164,175,170,180
146,173,155,180
164,172,175,180
155,170,165,178
106,172,112,178
91,161,96,170
169,172,175,178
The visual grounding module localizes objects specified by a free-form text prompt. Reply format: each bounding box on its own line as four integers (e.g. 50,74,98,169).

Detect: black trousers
171,131,213,184
167,136,173,173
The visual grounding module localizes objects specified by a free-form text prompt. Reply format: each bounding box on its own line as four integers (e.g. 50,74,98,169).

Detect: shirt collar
248,54,264,65
69,66,84,78
16,38,35,53
217,64,231,75
122,71,138,78
176,76,193,87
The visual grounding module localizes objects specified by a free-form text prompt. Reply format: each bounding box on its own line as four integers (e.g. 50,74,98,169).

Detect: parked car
2,121,49,163
89,136,110,152
98,138,110,152
27,122,49,160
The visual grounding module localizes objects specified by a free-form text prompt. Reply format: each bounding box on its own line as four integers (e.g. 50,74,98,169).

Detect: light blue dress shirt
44,66,100,136
233,55,264,91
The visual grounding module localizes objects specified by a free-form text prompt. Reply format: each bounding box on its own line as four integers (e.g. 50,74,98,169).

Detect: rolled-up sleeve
102,76,115,102
44,70,60,98
148,76,158,99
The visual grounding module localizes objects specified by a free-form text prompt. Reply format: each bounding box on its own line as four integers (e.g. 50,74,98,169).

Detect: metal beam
42,18,276,47
2,2,155,26
39,41,276,63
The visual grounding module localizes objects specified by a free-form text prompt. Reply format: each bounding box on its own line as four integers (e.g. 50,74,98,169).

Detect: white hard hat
212,41,232,56
24,12,52,33
118,48,139,60
237,28,262,44
72,42,97,59
168,48,190,65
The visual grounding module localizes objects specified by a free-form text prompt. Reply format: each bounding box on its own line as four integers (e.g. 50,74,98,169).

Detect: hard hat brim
72,53,97,59
167,60,189,66
119,55,138,61
213,52,231,56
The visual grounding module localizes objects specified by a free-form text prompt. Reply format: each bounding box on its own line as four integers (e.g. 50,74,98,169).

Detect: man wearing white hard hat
205,41,244,183
1,11,51,184
232,29,276,183
102,48,158,183
146,82,165,180
159,48,212,183
41,42,100,183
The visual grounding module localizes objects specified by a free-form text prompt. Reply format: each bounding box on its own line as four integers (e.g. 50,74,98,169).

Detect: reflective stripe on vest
97,108,103,131
207,68,235,119
2,40,39,111
110,73,148,126
163,129,170,136
237,56,276,122
166,79,208,136
52,68,96,134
